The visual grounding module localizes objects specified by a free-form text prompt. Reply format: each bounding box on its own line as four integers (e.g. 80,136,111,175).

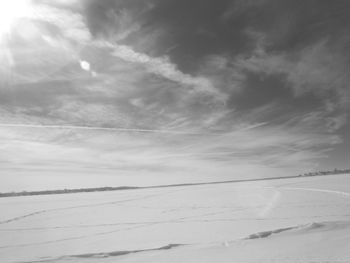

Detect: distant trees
1,169,350,198
298,168,350,177
0,186,139,198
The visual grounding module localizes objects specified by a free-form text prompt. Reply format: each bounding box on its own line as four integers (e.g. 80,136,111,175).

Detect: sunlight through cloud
0,0,33,37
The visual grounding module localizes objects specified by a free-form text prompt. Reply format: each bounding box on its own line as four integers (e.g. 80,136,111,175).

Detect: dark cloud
83,0,350,83
1,0,350,189
84,0,152,38
222,0,350,51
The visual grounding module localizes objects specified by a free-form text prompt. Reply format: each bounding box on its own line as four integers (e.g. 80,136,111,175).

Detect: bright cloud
0,0,349,191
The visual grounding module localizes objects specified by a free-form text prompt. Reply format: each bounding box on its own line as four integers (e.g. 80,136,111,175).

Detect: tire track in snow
0,210,49,225
276,187,350,198
0,188,188,229
2,184,349,227
0,223,157,249
0,189,183,225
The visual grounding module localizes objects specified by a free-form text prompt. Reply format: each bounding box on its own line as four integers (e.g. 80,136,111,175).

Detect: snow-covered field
1,174,350,263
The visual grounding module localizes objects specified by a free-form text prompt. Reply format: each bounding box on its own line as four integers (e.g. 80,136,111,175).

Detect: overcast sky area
0,0,349,191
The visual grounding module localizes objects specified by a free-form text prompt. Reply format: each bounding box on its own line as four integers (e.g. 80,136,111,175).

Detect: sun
0,0,33,36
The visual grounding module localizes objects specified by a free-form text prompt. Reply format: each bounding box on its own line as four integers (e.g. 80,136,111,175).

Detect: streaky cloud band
0,123,221,136
0,122,267,137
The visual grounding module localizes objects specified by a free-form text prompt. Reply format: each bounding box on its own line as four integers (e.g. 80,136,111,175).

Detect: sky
0,0,349,191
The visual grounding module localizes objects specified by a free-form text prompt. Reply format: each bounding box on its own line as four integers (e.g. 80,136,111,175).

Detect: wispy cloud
0,0,349,191
100,42,222,97
235,40,349,100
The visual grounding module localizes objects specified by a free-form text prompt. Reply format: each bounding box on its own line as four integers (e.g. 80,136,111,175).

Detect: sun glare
0,0,33,36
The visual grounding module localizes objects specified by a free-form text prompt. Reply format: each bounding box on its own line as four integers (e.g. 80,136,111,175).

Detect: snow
0,174,350,262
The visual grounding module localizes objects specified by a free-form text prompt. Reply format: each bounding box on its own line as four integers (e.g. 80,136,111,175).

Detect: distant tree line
298,168,350,177
1,169,349,198
0,186,139,198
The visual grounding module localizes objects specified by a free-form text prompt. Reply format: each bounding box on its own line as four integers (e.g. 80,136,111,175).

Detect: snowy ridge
245,220,350,240
18,221,350,263
19,244,183,263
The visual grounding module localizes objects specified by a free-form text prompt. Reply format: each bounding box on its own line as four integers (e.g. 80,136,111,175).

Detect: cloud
237,40,348,98
103,43,223,97
0,2,93,88
1,0,349,191
193,37,349,168
221,0,269,22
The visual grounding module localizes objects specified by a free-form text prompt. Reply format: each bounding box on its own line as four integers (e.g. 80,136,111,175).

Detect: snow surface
0,174,350,262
